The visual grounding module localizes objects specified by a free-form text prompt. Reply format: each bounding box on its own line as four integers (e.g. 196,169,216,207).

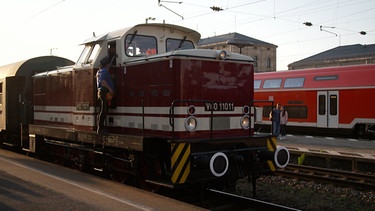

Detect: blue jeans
272,121,280,136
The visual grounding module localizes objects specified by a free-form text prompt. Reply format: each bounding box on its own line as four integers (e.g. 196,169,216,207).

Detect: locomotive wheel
355,124,366,138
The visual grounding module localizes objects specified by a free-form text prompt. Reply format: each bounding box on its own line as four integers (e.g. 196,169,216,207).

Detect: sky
1,0,374,70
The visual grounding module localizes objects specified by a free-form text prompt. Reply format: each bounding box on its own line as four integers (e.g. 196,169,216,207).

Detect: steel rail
276,164,375,190
203,188,301,211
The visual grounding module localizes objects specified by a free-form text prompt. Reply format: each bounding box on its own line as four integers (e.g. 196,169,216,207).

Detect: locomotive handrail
169,100,214,140
251,100,275,136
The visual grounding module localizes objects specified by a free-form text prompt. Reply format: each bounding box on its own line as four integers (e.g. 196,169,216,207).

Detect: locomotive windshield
125,34,157,56
77,44,100,66
166,38,194,52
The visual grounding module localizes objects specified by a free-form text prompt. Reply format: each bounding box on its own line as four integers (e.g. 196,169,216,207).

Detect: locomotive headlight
187,105,195,115
185,116,197,132
240,115,250,129
216,50,227,60
242,105,250,115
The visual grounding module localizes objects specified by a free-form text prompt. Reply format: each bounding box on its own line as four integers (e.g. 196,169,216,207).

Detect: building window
266,57,271,68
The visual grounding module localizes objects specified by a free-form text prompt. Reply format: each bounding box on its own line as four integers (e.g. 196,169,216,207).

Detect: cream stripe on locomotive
34,105,95,113
116,106,246,115
34,106,254,131
34,105,247,115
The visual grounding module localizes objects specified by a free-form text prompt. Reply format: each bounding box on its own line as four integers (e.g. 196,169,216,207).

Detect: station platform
0,149,206,210
278,134,375,157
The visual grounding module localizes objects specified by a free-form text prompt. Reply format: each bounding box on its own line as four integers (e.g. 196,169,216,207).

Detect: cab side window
108,42,117,65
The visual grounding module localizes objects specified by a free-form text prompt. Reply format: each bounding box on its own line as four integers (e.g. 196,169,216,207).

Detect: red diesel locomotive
254,64,375,138
0,23,289,191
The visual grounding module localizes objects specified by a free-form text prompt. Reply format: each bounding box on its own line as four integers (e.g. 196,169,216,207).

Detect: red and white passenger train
254,64,375,138
0,23,289,191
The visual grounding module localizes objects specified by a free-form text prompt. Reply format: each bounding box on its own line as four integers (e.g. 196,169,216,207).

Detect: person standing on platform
269,103,281,137
280,105,288,139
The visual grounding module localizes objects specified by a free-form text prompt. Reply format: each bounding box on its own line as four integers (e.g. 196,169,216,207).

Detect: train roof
76,22,254,67
254,64,375,90
82,23,201,45
0,56,74,79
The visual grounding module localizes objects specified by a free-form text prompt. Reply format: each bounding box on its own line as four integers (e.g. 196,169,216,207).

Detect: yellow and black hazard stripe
171,143,191,184
266,137,277,171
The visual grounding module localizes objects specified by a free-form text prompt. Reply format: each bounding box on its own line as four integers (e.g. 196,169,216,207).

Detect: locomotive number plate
205,102,235,111
76,102,90,110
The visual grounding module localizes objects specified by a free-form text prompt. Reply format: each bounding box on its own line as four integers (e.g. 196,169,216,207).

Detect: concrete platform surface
0,149,206,211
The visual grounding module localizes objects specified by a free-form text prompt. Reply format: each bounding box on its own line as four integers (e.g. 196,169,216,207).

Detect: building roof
289,44,375,66
198,32,277,48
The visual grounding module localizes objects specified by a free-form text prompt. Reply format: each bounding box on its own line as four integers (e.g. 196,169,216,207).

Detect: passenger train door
317,91,339,128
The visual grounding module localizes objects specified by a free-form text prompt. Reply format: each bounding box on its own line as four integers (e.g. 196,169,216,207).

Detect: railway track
188,188,300,211
276,164,375,190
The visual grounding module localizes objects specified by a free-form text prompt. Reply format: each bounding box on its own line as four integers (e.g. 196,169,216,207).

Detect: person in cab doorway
96,56,115,134
269,103,281,137
280,105,288,140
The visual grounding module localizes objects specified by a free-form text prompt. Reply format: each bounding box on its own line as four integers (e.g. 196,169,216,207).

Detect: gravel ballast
235,176,375,210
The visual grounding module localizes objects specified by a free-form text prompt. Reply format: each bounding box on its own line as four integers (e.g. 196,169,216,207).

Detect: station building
199,32,375,72
288,44,375,70
198,33,277,73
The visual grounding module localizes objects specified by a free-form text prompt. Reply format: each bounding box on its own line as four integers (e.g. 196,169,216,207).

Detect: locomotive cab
75,23,200,70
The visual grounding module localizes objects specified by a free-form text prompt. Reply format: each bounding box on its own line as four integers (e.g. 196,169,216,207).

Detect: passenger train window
125,34,157,56
262,105,307,119
318,95,326,115
330,95,337,115
284,77,305,88
263,79,282,89
285,106,308,119
314,75,338,81
166,38,194,52
254,80,261,89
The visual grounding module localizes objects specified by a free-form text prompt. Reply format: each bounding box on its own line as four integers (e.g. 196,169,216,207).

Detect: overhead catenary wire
18,0,66,25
